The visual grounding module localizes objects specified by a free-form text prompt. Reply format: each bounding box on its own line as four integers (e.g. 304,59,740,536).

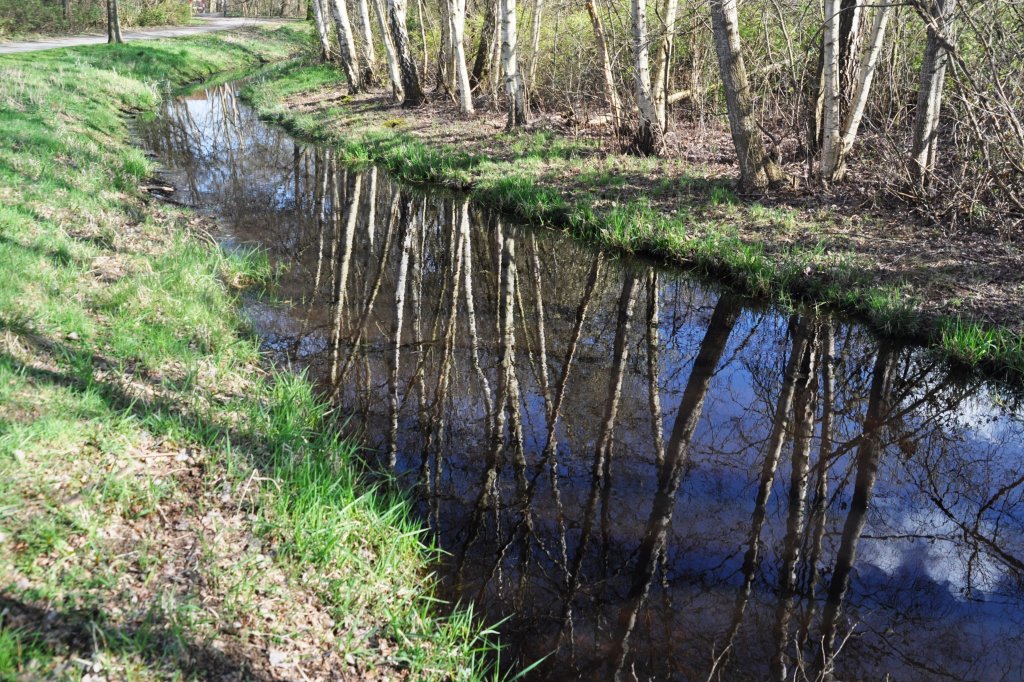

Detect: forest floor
0,25,494,681
244,61,1024,381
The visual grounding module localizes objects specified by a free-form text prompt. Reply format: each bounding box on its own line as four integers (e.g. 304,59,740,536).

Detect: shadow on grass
0,595,273,681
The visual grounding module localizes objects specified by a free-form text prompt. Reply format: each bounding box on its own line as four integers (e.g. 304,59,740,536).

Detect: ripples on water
138,83,1024,681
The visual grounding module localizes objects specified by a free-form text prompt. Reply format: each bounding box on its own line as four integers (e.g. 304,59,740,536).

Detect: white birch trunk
632,0,663,154
652,0,678,130
527,0,544,88
311,0,333,61
500,0,528,128
329,0,363,91
819,0,842,179
356,0,376,68
832,2,892,181
373,0,404,100
586,0,622,131
450,0,475,114
911,0,954,190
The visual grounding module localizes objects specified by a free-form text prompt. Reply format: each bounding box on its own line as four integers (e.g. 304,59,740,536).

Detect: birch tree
450,0,474,114
632,0,664,154
709,0,787,190
911,0,955,191
311,0,333,61
527,0,544,88
819,0,842,181
651,0,679,128
586,0,623,132
328,0,363,92
500,0,529,128
373,0,404,100
387,0,426,105
830,2,893,181
355,0,377,77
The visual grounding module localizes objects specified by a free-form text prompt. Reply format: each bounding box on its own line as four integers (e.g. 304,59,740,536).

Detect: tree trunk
832,2,892,181
387,0,426,106
438,0,456,93
837,0,863,100
311,0,333,61
107,0,123,43
450,0,474,114
652,0,678,130
911,0,954,191
527,0,543,88
585,0,622,132
328,0,364,92
470,0,497,89
631,0,664,155
356,0,376,68
500,0,529,128
709,0,786,190
819,0,842,181
416,0,429,75
374,0,404,100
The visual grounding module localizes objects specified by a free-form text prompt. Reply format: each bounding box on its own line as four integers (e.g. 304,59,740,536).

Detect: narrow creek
137,82,1024,681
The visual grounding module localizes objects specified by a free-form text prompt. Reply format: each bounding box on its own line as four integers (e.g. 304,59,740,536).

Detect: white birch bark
586,0,622,131
832,2,892,181
500,0,528,128
329,0,363,91
311,0,333,61
450,0,474,114
356,0,376,68
820,0,842,180
911,0,954,190
652,0,678,130
527,0,543,88
632,0,663,154
373,0,404,100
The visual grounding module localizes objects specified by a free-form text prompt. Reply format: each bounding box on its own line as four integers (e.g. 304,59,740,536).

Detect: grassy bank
243,60,1024,382
0,26,495,680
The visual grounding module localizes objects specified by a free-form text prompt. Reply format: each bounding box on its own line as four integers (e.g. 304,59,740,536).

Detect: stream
137,81,1024,681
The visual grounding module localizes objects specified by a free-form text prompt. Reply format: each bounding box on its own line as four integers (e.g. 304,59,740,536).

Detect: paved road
0,16,287,54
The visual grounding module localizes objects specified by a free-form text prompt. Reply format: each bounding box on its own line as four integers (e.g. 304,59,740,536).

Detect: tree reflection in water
139,83,1024,681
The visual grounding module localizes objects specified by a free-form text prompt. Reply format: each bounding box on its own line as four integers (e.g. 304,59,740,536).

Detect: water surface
138,83,1024,681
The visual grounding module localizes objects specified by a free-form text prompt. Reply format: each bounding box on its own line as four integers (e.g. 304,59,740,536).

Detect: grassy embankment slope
0,25,494,681
244,61,1024,382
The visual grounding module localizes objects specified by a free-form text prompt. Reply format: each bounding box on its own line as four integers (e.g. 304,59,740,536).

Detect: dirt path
0,16,288,54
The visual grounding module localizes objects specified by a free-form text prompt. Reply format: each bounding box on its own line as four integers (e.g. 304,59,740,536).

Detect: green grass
243,60,1024,382
0,24,498,681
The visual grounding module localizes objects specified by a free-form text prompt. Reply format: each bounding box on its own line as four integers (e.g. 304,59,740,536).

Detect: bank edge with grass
242,60,1024,383
0,26,498,680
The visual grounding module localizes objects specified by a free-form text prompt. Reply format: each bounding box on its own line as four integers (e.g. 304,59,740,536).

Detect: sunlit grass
0,25,500,680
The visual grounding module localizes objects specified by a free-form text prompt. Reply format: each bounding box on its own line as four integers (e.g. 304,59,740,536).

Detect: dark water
137,83,1024,681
